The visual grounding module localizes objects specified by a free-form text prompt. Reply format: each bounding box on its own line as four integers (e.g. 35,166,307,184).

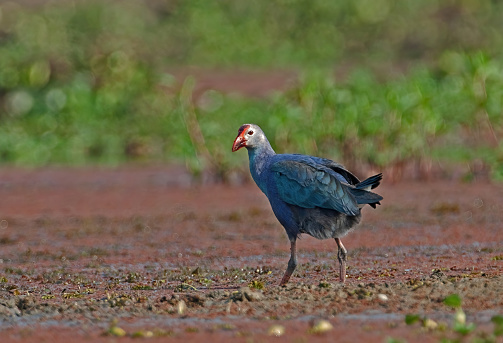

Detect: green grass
0,1,502,180
402,294,503,342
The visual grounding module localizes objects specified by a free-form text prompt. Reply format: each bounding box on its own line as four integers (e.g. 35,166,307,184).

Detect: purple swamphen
232,124,383,285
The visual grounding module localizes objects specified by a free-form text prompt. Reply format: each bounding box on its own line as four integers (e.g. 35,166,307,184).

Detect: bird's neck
247,141,275,192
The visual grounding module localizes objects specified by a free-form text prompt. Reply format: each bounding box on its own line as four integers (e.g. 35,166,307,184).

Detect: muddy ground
0,166,502,342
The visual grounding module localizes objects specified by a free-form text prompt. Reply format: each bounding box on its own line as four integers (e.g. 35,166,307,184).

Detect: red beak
232,135,246,152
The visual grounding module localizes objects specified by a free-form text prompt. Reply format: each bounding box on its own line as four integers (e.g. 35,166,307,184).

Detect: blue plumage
232,124,383,285
271,159,360,216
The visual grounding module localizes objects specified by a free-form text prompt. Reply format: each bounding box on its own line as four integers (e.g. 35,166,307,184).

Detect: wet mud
0,167,502,342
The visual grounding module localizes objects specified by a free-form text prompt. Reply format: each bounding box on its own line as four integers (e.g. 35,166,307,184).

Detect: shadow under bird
232,124,383,285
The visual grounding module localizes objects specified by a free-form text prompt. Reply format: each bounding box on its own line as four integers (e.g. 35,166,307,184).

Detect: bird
232,123,383,285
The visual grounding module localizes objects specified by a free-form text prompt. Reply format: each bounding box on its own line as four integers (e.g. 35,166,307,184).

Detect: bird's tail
355,173,382,190
352,173,383,209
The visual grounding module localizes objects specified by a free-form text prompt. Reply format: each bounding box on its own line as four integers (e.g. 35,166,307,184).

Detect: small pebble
132,330,154,338
310,319,333,334
267,325,285,336
242,287,264,302
108,326,126,337
377,294,389,302
177,300,187,315
454,309,466,325
423,318,438,330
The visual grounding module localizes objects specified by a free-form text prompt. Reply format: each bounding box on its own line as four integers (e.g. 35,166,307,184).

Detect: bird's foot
339,262,346,283
279,273,291,286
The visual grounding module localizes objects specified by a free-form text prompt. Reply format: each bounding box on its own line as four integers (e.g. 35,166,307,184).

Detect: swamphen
232,124,383,285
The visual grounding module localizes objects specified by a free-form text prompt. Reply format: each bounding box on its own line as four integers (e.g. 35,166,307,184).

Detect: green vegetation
0,1,502,179
403,294,503,342
248,280,265,290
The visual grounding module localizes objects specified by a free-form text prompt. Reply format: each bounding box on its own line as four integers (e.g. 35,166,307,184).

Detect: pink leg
280,239,297,286
335,238,347,283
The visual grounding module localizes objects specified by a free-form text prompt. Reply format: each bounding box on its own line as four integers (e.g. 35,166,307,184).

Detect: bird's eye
248,130,254,135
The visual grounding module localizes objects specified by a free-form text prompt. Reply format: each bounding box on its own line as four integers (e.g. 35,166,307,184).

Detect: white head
231,123,268,152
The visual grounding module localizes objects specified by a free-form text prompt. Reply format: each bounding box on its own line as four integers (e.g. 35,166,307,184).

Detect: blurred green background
0,0,502,180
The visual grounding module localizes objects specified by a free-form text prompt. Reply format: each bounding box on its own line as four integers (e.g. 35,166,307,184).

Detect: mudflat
0,167,502,342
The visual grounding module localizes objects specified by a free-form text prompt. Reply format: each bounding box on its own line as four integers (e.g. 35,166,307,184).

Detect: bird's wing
311,157,361,185
270,160,360,216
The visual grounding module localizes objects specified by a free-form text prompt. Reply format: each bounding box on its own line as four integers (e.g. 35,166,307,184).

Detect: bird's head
232,123,265,152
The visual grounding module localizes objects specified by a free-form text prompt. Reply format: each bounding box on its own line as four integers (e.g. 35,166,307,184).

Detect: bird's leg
279,238,297,286
335,238,347,283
